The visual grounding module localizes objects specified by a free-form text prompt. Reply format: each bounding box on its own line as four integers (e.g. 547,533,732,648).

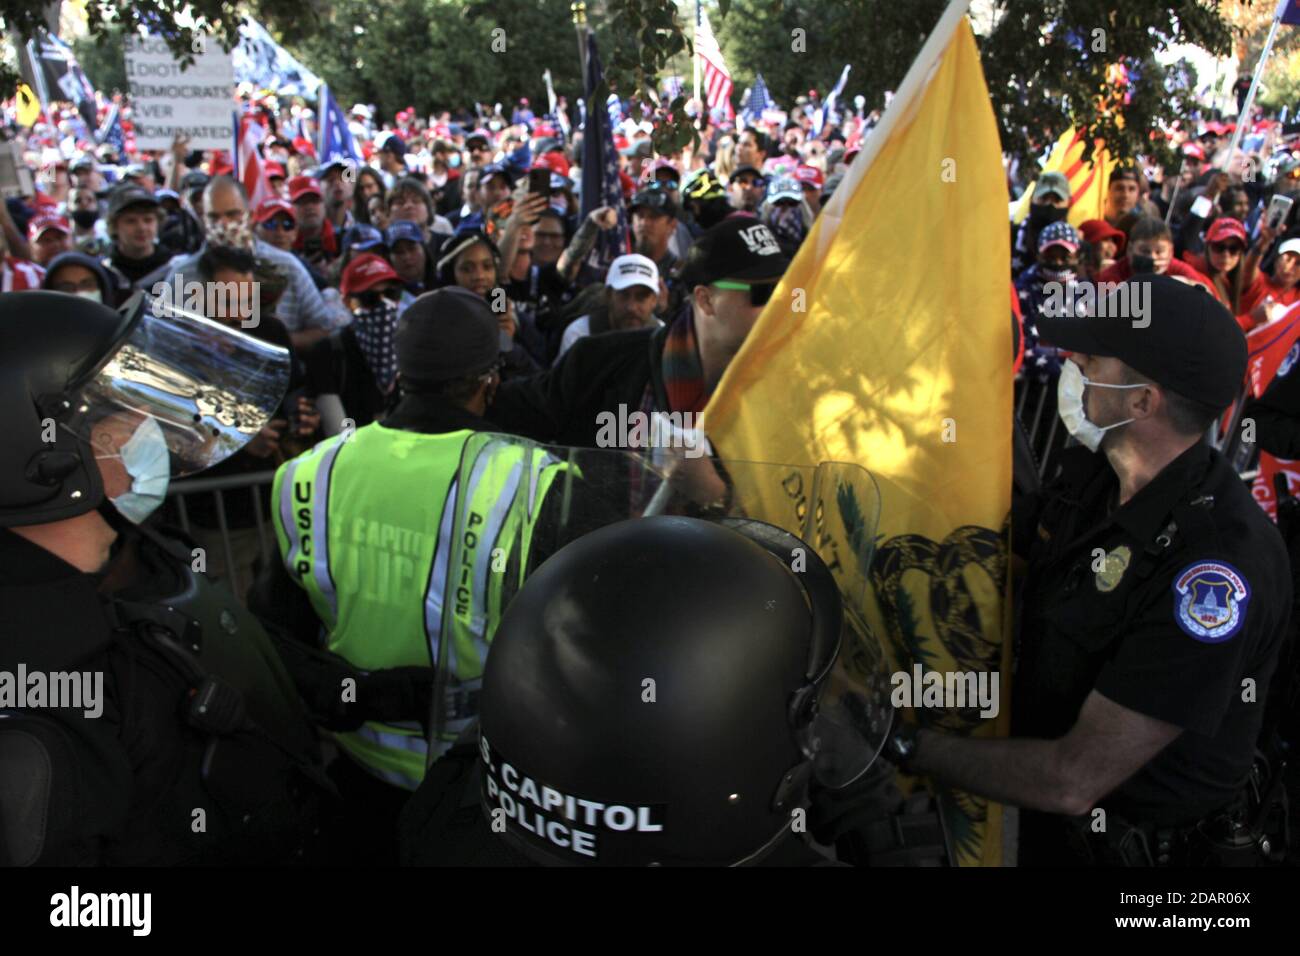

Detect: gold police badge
1095,545,1132,593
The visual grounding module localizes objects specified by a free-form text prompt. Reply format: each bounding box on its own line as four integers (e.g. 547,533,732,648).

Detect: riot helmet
477,514,856,866
0,289,290,528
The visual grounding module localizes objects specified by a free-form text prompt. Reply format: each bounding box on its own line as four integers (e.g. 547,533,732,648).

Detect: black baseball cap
682,217,790,287
1036,275,1246,409
107,184,160,221
729,164,765,183
396,287,500,384
630,187,678,218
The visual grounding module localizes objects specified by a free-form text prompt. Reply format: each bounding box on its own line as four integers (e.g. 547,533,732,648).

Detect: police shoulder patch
1172,560,1251,643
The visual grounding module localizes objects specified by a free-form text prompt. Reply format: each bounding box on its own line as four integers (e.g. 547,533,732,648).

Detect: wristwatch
885,721,922,772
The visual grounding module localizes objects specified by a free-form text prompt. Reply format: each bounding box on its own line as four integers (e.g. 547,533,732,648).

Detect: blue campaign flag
1283,0,1300,27
96,102,126,153
814,64,852,137
580,32,630,272
318,84,361,165
743,74,775,125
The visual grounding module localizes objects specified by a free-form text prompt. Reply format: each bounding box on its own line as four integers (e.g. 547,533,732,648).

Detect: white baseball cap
606,253,660,292
1278,238,1300,258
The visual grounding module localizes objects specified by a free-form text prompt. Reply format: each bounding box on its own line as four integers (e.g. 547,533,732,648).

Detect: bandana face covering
352,301,403,393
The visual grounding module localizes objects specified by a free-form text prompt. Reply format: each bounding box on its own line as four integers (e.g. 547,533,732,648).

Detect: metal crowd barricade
163,470,278,600
1015,373,1069,480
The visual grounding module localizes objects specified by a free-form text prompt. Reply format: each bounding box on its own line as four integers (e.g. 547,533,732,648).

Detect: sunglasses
260,217,297,231
1208,241,1244,255
357,288,404,308
713,279,776,307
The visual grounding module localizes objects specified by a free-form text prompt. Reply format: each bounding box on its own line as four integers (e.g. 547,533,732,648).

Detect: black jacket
488,323,670,446
0,525,329,865
304,325,388,431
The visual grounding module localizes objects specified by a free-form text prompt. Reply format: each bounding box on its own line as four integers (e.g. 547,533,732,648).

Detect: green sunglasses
712,279,776,307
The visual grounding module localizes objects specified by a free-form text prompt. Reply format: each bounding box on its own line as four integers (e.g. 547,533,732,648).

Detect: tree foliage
0,0,1265,169
716,0,1239,168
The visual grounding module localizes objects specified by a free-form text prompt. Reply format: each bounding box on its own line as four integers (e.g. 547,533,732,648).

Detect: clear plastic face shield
427,431,892,790
56,291,291,478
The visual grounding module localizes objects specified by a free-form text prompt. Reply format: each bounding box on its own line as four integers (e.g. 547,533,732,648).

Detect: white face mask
1056,359,1144,452
74,288,102,304
95,417,170,524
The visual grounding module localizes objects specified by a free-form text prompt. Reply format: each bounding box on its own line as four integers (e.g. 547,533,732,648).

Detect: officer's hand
356,666,436,725
807,759,901,846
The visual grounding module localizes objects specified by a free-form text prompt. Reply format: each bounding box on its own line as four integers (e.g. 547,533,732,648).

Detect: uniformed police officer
0,290,333,865
880,275,1292,866
257,286,569,863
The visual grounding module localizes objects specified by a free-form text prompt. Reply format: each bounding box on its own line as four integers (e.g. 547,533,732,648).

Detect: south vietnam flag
703,7,1012,866
1011,126,1116,227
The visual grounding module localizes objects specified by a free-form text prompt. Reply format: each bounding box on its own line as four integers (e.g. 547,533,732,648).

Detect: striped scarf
643,305,709,417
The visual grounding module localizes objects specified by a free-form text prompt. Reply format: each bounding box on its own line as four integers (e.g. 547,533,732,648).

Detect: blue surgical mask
449,154,462,168
96,417,170,524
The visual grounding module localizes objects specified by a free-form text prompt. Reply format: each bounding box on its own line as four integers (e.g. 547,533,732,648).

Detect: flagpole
317,83,327,162
572,3,588,79
692,0,701,108
1225,0,1288,176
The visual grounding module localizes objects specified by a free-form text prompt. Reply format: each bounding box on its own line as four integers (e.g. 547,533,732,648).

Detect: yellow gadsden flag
1011,126,1116,226
703,9,1012,866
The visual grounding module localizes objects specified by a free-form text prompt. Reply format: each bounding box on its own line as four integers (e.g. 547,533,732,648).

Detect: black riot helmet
477,515,847,866
0,289,290,528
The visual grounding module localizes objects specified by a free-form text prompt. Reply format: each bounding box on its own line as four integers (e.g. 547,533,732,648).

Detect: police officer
0,290,332,865
882,276,1291,865
259,286,568,863
399,515,936,866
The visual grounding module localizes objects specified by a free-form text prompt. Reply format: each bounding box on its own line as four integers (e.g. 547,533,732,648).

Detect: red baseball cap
254,197,298,225
341,253,400,297
1205,217,1248,247
1181,143,1206,162
288,175,323,202
265,161,287,180
794,164,824,189
28,213,70,240
534,151,571,179
1078,218,1127,256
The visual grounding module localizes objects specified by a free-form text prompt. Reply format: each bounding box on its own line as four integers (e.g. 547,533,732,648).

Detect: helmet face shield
58,292,291,478
429,435,891,793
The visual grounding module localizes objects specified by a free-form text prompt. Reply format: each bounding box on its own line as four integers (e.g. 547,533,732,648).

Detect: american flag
743,73,774,125
695,8,734,120
580,31,630,272
96,102,126,154
234,111,274,207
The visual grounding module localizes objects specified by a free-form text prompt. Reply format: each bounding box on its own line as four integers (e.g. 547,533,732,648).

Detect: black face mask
1130,253,1157,275
71,209,98,229
1028,203,1068,229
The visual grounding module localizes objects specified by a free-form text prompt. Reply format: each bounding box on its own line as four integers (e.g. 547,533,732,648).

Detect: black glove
356,666,436,727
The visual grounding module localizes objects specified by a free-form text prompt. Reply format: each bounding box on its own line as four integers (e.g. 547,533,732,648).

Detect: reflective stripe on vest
272,427,566,785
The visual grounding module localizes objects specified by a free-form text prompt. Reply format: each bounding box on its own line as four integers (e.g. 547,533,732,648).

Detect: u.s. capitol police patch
1172,561,1250,643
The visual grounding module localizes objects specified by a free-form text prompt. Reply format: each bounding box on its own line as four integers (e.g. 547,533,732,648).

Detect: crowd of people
5,70,1300,870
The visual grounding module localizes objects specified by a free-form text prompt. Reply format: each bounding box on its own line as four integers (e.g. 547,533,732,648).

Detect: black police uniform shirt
1015,441,1291,827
